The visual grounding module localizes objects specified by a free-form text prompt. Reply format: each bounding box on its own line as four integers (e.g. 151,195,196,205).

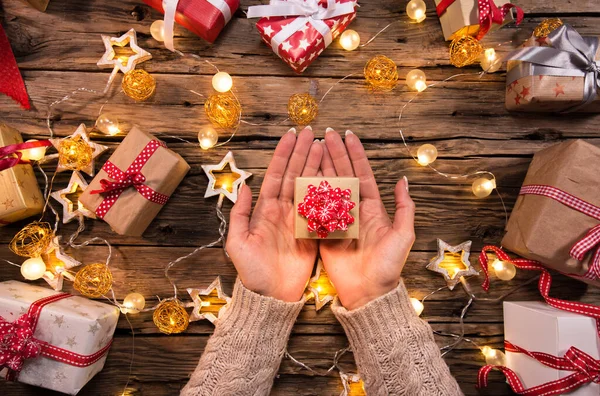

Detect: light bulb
480,48,502,73
472,177,496,198
339,29,360,51
121,292,145,314
150,20,165,42
481,346,506,366
492,259,517,281
198,126,219,150
406,69,427,92
212,72,233,93
20,139,47,162
21,257,47,280
410,297,424,316
406,0,427,23
96,113,120,136
417,144,438,166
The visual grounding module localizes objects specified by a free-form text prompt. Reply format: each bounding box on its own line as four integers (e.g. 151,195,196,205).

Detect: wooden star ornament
306,259,336,311
42,236,81,291
202,152,252,203
186,277,231,324
50,124,108,176
51,171,96,223
426,239,478,290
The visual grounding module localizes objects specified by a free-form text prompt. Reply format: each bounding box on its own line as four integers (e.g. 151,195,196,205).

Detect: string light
339,29,360,51
481,346,507,366
364,55,398,91
491,259,517,281
472,177,496,198
74,263,113,298
122,292,146,314
96,113,121,136
19,139,47,161
153,299,189,334
406,0,427,23
150,20,165,42
410,297,424,316
20,257,47,280
205,93,241,129
122,69,156,101
9,222,54,258
406,69,427,92
288,93,319,125
198,126,219,150
480,48,502,73
212,72,233,93
417,143,437,166
58,135,94,171
533,18,563,38
449,35,483,68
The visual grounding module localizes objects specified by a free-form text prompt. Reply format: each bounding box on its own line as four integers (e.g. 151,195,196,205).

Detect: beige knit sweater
181,279,463,396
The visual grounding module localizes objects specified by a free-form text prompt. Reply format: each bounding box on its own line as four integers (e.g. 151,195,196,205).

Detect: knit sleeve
332,280,464,396
180,279,304,396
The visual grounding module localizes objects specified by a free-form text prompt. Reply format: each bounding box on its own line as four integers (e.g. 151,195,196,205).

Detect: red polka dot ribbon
435,0,524,40
0,293,113,381
0,24,30,110
297,180,355,238
90,140,170,219
478,340,600,395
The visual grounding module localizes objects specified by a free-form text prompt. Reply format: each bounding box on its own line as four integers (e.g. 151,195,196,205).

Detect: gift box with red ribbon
501,139,600,286
0,280,119,395
79,127,190,236
247,0,357,73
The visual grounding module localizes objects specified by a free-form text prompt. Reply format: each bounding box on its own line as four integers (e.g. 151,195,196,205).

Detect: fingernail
288,127,297,135
320,139,325,143
403,176,409,192
345,130,354,136
305,125,312,131
313,138,319,143
326,127,334,133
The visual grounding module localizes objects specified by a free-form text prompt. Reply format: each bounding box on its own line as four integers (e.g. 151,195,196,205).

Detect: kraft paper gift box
504,301,600,396
79,126,190,236
294,177,359,239
20,0,50,11
0,122,44,226
502,140,600,287
0,280,119,395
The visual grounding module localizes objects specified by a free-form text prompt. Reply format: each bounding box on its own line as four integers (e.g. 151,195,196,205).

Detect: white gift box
0,280,119,395
504,301,600,396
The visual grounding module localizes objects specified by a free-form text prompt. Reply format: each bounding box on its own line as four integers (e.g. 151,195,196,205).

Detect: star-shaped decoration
309,51,317,61
298,56,306,65
520,86,531,98
51,171,96,224
553,82,565,97
12,294,23,300
88,323,100,335
426,239,478,290
1,198,14,210
50,124,108,176
514,94,522,105
97,29,152,75
281,40,293,52
202,151,252,203
316,37,323,46
305,260,336,311
16,179,25,188
79,312,91,318
53,315,65,328
298,39,310,51
32,194,40,205
22,167,30,176
54,371,66,382
65,336,78,348
186,277,231,324
42,236,82,291
263,25,274,37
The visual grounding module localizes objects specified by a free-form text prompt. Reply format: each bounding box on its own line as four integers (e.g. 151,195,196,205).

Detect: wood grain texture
1,0,600,395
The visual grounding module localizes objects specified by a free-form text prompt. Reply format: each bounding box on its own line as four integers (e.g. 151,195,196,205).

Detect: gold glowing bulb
339,29,360,51
406,69,427,92
481,346,507,366
406,0,427,23
410,297,424,316
480,48,502,73
150,20,165,42
212,72,233,93
21,257,47,280
20,139,47,162
198,126,219,150
121,292,146,314
472,177,496,198
417,144,438,166
492,259,517,281
96,113,120,136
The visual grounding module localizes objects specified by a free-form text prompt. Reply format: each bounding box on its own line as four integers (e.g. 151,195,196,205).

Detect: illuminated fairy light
96,113,121,136
150,20,165,42
21,257,47,280
472,177,496,198
198,126,219,150
481,346,507,366
339,29,361,51
480,48,502,73
212,72,233,93
406,69,427,92
20,140,47,161
406,0,427,23
491,259,517,281
417,144,438,166
410,297,424,316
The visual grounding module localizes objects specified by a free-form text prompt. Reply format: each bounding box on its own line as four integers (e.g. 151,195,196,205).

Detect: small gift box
143,0,239,44
434,0,521,41
0,280,119,395
294,177,359,239
20,0,49,11
502,301,600,396
506,24,600,113
502,139,600,286
0,122,45,227
79,126,189,236
247,0,357,73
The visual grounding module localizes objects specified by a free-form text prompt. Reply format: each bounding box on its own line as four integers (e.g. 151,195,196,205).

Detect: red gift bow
0,24,30,109
90,140,170,219
0,292,113,381
478,340,600,395
297,180,356,238
435,0,524,40
520,184,600,280
479,246,600,338
0,140,52,171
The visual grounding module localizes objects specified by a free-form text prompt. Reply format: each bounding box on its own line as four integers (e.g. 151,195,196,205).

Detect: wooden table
1,0,599,394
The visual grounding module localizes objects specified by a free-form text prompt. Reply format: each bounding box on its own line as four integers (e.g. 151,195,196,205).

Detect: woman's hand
226,127,323,302
318,129,415,310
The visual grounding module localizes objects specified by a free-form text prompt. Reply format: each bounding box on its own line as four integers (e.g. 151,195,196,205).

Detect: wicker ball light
58,136,93,171
9,222,54,258
153,299,189,334
74,263,113,298
122,69,156,101
449,35,483,68
205,93,241,129
288,93,318,125
364,55,398,91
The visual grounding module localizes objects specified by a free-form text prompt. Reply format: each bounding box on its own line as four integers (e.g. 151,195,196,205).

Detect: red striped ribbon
520,184,600,280
478,340,600,395
0,140,52,171
0,292,113,381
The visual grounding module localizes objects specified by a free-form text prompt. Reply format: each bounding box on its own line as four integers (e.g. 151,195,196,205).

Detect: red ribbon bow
435,0,523,40
0,313,43,373
0,24,30,109
0,140,52,172
478,341,600,395
298,180,356,238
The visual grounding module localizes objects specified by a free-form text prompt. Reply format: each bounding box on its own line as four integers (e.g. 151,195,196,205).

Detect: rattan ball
9,222,54,258
205,93,241,129
364,55,398,91
74,263,113,298
122,69,156,101
153,299,189,334
533,18,563,38
288,93,318,125
449,35,483,68
58,135,93,171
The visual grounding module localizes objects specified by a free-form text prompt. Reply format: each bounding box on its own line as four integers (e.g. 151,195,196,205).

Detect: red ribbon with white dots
90,140,170,219
0,293,113,381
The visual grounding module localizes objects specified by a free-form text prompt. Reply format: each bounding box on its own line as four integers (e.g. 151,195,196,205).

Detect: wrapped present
20,0,50,11
502,140,600,286
79,127,189,236
0,122,48,226
506,24,600,113
143,0,239,48
0,280,119,395
434,0,522,41
294,177,359,239
478,301,600,396
247,0,357,73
